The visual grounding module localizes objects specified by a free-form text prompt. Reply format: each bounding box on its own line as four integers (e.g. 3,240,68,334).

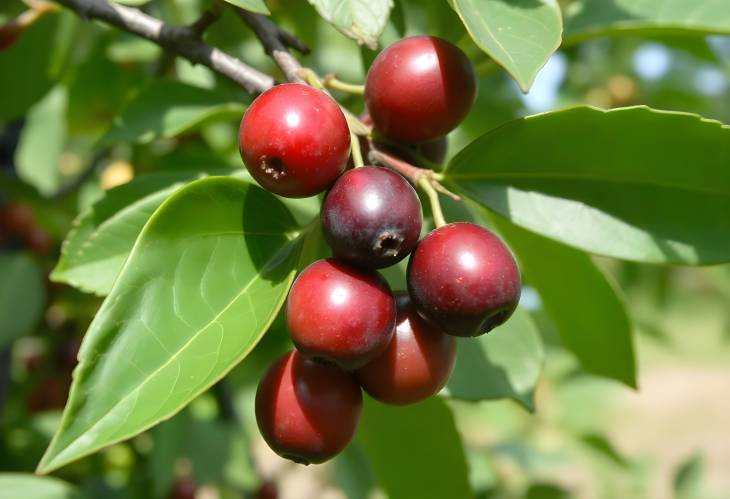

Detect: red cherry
0,22,22,51
321,166,422,269
239,83,350,198
255,350,362,464
407,223,521,337
168,477,197,499
356,294,456,405
287,259,396,370
1,202,35,236
24,228,53,256
365,36,477,144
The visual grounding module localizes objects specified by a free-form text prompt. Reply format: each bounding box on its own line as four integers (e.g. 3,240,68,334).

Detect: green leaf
446,106,730,265
357,397,473,499
38,177,317,473
446,307,543,410
0,253,44,349
221,0,270,15
15,86,67,196
451,0,563,91
0,473,83,499
100,81,245,146
673,453,704,499
492,217,636,387
52,173,202,296
564,0,730,43
308,0,393,49
0,13,60,121
579,434,631,468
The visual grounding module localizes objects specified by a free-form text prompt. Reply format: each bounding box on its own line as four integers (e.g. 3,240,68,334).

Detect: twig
187,2,223,36
234,8,308,83
53,0,274,94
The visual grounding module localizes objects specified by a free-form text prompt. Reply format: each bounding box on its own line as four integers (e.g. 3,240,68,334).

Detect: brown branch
234,8,308,83
367,142,461,201
53,0,274,94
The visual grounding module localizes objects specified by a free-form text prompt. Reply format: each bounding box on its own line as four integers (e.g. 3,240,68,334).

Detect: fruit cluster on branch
241,36,523,465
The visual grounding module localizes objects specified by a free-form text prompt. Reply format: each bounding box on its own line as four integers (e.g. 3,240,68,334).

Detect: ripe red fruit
356,294,456,405
25,228,53,256
365,36,477,144
0,22,22,51
168,477,197,499
407,223,521,337
255,350,362,464
239,83,350,198
322,166,422,269
1,202,35,236
287,259,396,370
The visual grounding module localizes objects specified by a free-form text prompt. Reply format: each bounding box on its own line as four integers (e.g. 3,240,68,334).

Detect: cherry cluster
238,36,521,465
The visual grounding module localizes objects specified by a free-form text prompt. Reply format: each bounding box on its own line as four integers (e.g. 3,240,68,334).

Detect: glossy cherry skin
408,223,521,337
322,167,422,269
287,259,396,370
356,294,456,405
255,350,362,464
239,83,350,197
365,36,477,144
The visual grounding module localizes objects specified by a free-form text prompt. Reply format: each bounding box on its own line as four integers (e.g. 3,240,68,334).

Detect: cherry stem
418,177,447,228
367,143,459,228
350,132,364,168
322,74,365,95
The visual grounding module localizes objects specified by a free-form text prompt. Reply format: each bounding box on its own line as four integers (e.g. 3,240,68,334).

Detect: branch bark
234,9,307,83
53,0,275,94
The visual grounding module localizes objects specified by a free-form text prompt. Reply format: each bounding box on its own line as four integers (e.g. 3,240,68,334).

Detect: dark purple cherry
322,166,422,269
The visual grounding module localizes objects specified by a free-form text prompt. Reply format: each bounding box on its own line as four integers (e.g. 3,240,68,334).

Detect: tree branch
53,0,274,94
234,8,307,83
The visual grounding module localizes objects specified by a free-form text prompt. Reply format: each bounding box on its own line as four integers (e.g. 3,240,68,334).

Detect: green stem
418,177,447,228
324,75,365,95
350,131,364,167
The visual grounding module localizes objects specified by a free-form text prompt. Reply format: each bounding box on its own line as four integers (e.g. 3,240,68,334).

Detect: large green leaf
221,0,270,15
0,253,44,349
1,474,83,499
15,86,67,196
52,173,202,296
357,397,473,499
446,106,730,265
451,0,563,91
564,0,730,42
100,81,245,146
492,217,636,387
37,177,317,473
446,307,543,410
308,0,392,49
